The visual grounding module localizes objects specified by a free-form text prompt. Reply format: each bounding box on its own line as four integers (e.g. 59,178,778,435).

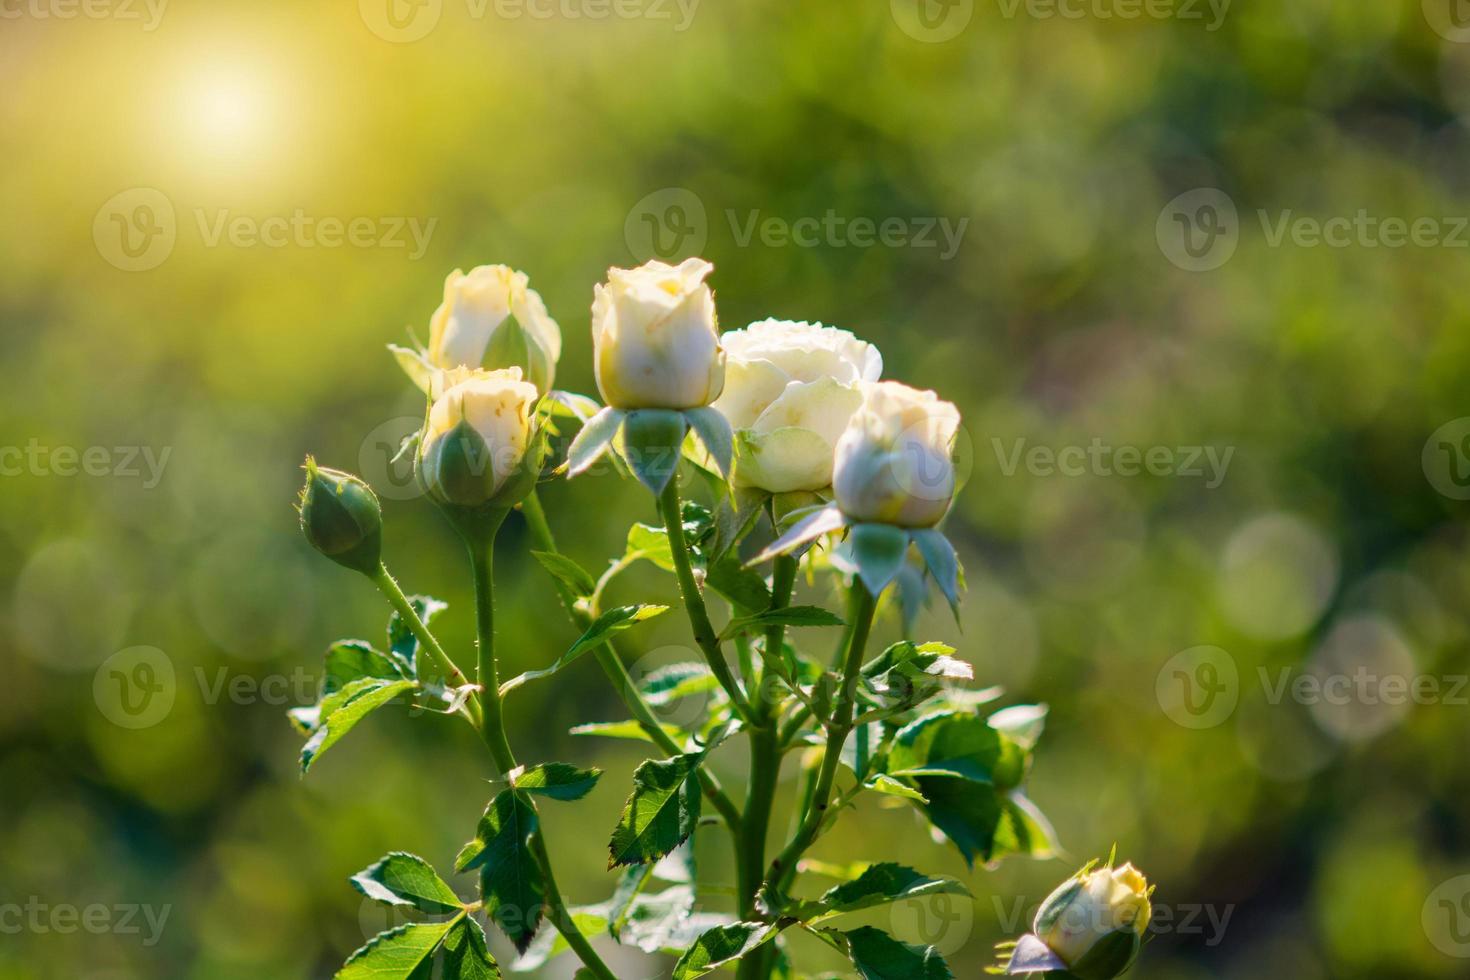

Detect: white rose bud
419,367,540,507
711,319,882,493
591,258,724,410
832,381,960,528
1031,862,1152,978
426,265,561,395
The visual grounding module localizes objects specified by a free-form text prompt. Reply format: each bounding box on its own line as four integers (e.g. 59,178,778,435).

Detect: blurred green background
4,0,1470,976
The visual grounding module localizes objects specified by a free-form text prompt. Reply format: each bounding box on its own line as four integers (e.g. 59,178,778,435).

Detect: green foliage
511,762,602,801
500,604,668,694
351,852,463,914
671,922,776,979
455,790,545,953
336,920,459,980
791,863,971,923
607,754,703,868
834,926,954,980
299,677,417,773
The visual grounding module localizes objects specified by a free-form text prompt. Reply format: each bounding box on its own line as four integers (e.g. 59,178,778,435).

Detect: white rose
592,258,724,410
832,381,960,527
426,265,561,395
419,367,539,506
711,319,882,493
1035,863,1152,967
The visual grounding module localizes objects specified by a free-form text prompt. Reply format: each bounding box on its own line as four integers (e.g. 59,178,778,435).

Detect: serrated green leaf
886,711,1027,786
719,605,845,641
704,556,773,611
509,905,609,972
529,551,597,598
619,886,725,953
606,865,654,940
511,763,602,801
570,720,685,743
301,678,417,773
456,790,544,953
351,852,463,914
387,595,447,674
864,774,927,803
671,922,776,979
793,864,970,923
840,926,952,980
625,523,675,571
607,754,702,869
325,640,408,694
442,916,500,979
501,605,669,695
638,663,719,706
335,920,457,980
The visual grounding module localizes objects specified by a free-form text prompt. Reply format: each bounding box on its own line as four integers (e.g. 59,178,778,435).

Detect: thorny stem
370,562,483,730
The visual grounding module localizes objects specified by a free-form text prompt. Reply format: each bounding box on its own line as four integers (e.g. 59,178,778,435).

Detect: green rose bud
298,457,383,576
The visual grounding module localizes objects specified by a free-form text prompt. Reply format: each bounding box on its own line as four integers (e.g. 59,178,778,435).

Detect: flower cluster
293,255,1153,980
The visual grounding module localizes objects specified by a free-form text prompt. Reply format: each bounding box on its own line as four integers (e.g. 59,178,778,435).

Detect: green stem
658,476,756,723
460,519,616,980
520,490,743,834
370,562,483,730
762,581,877,905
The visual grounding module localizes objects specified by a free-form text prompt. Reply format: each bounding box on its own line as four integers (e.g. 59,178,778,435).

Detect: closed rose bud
418,367,540,508
1032,862,1152,979
832,381,960,527
298,458,382,575
711,318,882,493
591,258,724,410
425,265,561,395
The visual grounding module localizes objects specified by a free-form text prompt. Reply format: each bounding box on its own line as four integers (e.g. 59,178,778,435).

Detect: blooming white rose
419,367,539,506
591,258,724,410
1034,862,1152,969
711,319,882,493
832,381,960,527
424,265,561,395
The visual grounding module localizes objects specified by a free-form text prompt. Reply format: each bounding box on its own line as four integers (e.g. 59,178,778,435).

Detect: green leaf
846,523,911,596
719,605,845,641
638,663,719,706
442,916,500,980
618,885,709,952
501,605,669,695
301,678,417,773
570,720,685,743
606,865,655,940
840,926,953,980
511,763,602,802
455,790,545,953
704,556,773,611
335,920,457,980
326,640,408,693
794,864,970,923
607,754,702,868
671,922,776,979
387,595,447,674
749,505,847,565
987,703,1048,750
351,852,463,914
887,711,1027,786
530,551,597,598
567,406,625,477
624,523,675,570
864,774,927,803
909,781,1058,868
